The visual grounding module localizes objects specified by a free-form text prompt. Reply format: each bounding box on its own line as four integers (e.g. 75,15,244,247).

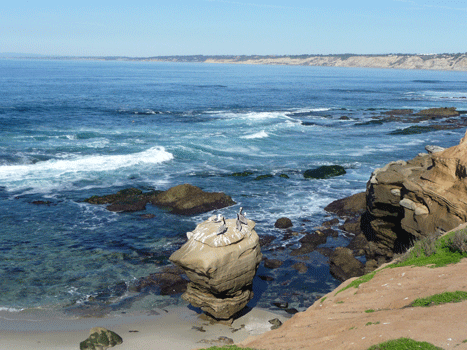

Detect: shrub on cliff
367,337,443,350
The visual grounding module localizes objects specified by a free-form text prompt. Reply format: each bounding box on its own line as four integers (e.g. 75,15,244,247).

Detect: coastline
3,53,467,71
0,304,288,350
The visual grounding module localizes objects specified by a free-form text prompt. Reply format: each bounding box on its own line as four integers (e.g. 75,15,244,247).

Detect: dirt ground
240,258,467,350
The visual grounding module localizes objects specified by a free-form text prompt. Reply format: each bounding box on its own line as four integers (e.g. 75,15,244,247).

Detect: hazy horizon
2,1,467,57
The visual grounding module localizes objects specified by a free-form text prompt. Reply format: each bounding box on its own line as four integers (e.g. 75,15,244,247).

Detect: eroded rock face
365,130,467,259
169,217,262,320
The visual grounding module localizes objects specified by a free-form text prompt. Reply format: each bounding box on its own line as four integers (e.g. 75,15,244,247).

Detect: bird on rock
236,214,242,232
238,207,248,225
216,217,228,235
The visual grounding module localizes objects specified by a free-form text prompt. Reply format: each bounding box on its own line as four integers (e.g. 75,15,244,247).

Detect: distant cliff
144,53,467,71
10,53,467,71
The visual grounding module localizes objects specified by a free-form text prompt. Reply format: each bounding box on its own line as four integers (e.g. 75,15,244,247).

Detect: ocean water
1,59,466,315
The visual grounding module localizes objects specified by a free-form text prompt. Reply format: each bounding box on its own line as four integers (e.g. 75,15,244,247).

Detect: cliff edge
240,227,467,350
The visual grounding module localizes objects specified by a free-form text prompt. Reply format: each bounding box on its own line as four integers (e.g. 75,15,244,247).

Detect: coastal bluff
364,130,467,261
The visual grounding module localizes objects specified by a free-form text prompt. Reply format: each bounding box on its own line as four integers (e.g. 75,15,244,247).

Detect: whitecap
0,146,174,192
241,130,269,139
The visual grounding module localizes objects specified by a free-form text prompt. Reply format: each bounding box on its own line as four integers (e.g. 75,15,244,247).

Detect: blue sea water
1,59,466,315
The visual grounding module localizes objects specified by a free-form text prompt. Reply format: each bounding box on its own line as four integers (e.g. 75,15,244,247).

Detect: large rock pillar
169,216,262,321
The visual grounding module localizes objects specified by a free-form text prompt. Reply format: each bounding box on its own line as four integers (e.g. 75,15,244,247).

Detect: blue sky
1,0,466,56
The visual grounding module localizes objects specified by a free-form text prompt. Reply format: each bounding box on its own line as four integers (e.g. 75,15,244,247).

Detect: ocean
1,59,466,316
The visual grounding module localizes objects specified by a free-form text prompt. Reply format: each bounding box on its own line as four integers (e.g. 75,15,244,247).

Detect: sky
1,0,467,57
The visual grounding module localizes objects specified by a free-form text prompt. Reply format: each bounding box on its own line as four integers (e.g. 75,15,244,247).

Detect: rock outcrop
84,184,235,215
169,216,262,321
365,130,467,260
80,327,123,350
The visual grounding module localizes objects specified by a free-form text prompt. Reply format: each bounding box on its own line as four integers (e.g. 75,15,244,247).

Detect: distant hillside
6,53,467,71
143,53,467,71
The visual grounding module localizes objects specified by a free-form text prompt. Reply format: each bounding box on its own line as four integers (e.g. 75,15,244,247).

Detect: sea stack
169,215,262,322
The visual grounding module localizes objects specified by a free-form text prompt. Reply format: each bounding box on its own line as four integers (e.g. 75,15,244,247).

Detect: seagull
236,214,242,232
238,207,248,225
216,217,228,235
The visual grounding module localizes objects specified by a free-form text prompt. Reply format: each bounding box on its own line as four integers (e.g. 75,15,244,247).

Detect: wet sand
0,305,287,350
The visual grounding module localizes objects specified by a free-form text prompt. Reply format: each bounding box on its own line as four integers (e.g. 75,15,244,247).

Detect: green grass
365,309,375,313
320,297,327,303
367,337,443,350
200,346,257,350
335,271,377,295
392,230,467,268
410,291,467,307
365,321,380,326
336,301,344,304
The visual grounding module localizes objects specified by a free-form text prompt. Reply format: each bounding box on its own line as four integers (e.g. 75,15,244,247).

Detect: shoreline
0,304,288,350
3,53,467,72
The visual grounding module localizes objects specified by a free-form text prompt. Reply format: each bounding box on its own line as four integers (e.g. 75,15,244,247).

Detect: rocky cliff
364,130,467,261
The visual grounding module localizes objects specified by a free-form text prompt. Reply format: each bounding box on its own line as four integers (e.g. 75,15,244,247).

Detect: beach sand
0,305,287,350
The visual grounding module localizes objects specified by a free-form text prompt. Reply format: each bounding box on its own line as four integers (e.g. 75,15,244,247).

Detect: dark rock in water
255,174,274,180
347,233,370,256
316,247,333,258
285,308,299,314
85,188,144,205
355,120,384,126
84,188,157,213
259,234,276,247
151,184,236,215
135,265,188,295
390,125,437,135
304,165,346,179
279,174,290,179
258,275,275,282
273,302,288,309
31,200,52,205
139,213,156,219
85,184,235,215
322,218,339,227
80,327,123,350
230,171,253,177
292,262,308,273
340,216,362,235
339,116,350,120
263,258,283,269
290,231,329,256
415,107,460,117
382,109,414,115
324,192,366,218
269,318,283,330
275,217,293,229
329,247,365,282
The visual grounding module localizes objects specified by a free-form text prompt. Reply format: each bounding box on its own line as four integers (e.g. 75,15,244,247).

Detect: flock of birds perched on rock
209,207,248,235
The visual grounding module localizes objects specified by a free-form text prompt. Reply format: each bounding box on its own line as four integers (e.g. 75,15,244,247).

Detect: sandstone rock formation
365,130,467,260
169,216,262,321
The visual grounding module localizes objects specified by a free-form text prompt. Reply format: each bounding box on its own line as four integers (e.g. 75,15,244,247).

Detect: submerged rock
304,165,346,179
151,184,236,215
169,216,262,320
85,184,235,215
274,217,293,229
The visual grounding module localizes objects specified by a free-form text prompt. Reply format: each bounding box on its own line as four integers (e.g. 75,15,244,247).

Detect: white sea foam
0,307,24,313
0,146,173,192
241,130,269,139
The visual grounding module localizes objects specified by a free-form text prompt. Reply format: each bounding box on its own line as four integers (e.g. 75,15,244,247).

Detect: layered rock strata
365,131,467,260
169,217,262,320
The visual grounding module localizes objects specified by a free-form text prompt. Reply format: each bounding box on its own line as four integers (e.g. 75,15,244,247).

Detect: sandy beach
0,304,287,350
